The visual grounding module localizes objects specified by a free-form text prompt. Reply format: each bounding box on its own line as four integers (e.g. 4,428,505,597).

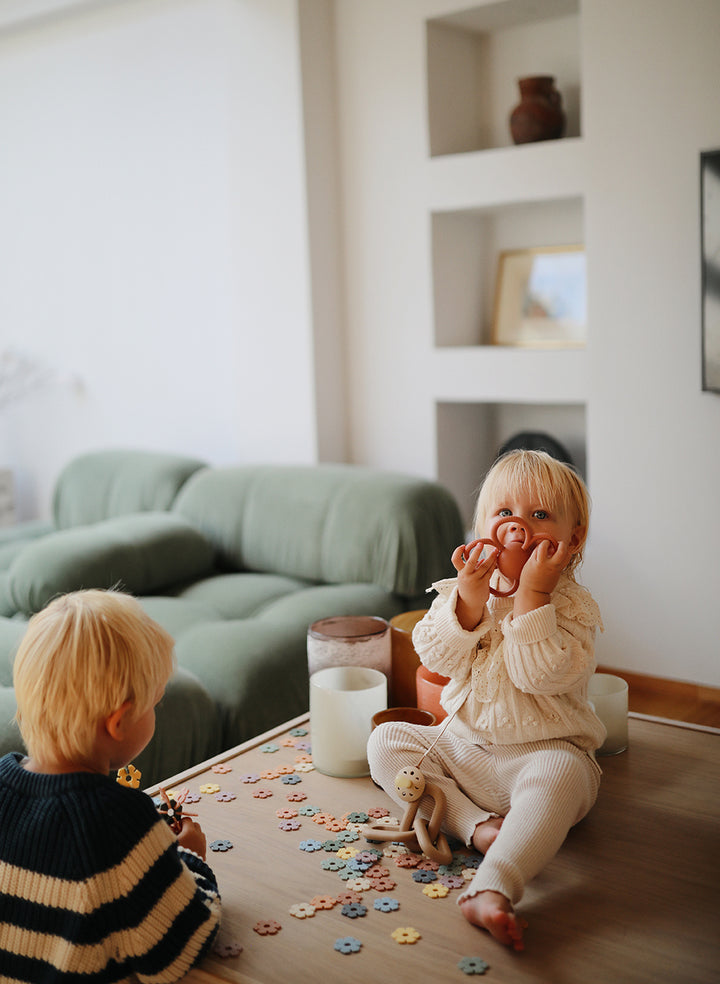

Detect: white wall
581,0,720,683
334,0,720,688
0,0,324,516
1,0,719,688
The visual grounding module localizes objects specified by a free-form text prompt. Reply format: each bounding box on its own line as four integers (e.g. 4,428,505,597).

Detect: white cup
310,666,387,777
588,673,629,755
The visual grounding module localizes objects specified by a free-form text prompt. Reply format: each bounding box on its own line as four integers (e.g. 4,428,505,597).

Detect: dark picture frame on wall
701,149,720,393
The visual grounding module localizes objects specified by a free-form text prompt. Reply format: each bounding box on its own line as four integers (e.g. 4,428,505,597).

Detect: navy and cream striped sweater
0,752,221,982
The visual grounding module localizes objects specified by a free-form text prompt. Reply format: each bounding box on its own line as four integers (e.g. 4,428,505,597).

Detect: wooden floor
152,715,720,984
597,666,720,728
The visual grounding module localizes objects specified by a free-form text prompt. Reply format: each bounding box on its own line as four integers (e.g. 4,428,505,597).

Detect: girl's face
484,488,584,555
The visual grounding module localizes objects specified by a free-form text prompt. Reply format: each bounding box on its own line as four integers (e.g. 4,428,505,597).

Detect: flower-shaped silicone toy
253,920,281,936
336,891,362,906
310,895,337,910
116,764,142,789
422,882,450,899
341,903,367,919
346,878,371,893
321,858,346,871
299,839,324,853
373,897,400,913
209,839,234,852
344,811,370,824
289,903,316,919
199,783,220,795
440,875,465,889
391,927,421,945
370,876,397,892
458,956,490,975
412,870,437,883
334,936,362,955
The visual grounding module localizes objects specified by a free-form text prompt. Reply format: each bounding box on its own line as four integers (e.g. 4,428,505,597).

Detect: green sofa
0,450,464,785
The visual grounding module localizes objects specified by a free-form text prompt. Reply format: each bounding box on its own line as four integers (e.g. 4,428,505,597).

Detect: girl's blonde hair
472,449,591,577
13,589,175,768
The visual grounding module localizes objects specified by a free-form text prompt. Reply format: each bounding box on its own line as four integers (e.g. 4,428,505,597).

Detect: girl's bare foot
472,816,503,854
459,890,527,951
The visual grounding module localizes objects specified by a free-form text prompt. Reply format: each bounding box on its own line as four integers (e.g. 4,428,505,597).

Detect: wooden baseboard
597,666,720,705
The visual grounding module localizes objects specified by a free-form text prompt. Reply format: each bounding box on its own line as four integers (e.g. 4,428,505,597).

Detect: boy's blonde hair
473,449,591,577
13,589,175,768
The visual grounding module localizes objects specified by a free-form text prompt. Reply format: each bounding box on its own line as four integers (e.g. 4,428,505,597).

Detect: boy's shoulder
0,753,168,879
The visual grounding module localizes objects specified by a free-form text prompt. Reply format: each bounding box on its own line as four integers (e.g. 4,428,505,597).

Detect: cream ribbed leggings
366,722,601,905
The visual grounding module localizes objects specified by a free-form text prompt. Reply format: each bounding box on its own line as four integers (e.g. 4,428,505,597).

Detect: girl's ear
104,701,133,742
569,525,586,554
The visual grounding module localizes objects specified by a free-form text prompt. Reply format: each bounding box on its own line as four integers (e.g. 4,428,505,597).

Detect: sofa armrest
51,450,207,529
8,513,215,616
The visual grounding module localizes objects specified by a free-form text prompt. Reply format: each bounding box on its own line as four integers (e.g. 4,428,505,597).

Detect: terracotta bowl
415,665,450,723
371,706,437,730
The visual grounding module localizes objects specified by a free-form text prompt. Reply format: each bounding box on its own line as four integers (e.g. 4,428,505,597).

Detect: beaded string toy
364,517,556,862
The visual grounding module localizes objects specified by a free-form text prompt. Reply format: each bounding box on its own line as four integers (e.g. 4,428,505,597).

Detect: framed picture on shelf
492,245,586,347
701,149,720,393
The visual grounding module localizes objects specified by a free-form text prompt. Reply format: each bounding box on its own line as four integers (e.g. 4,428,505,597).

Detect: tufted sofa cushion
173,464,462,597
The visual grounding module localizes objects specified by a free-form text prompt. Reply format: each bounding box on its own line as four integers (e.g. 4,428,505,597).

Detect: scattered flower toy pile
124,725,490,975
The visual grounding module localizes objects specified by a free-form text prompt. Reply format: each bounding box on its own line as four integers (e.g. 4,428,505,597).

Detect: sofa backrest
52,450,207,529
172,464,464,598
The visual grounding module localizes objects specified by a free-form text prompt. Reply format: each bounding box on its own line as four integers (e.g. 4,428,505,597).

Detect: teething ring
468,515,558,598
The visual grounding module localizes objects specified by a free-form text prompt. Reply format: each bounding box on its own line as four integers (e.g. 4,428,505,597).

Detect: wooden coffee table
147,714,719,984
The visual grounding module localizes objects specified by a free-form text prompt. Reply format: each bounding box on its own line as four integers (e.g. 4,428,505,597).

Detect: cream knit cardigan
412,572,606,753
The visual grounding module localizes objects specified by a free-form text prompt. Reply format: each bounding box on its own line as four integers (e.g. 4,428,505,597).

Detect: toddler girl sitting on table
368,449,605,951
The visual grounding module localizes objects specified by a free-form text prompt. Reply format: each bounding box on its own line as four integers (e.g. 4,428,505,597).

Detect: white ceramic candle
310,666,387,777
588,673,629,755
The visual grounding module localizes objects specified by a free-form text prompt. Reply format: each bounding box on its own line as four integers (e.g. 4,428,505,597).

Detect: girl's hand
514,538,571,616
177,816,208,860
451,540,497,631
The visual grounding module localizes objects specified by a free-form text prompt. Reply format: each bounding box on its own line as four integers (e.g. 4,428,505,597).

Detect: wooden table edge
145,710,719,796
145,714,312,795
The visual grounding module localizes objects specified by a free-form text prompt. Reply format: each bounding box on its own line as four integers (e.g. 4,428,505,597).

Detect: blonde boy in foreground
0,589,221,982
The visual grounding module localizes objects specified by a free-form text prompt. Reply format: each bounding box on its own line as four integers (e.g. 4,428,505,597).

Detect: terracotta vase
415,665,450,723
509,75,565,145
